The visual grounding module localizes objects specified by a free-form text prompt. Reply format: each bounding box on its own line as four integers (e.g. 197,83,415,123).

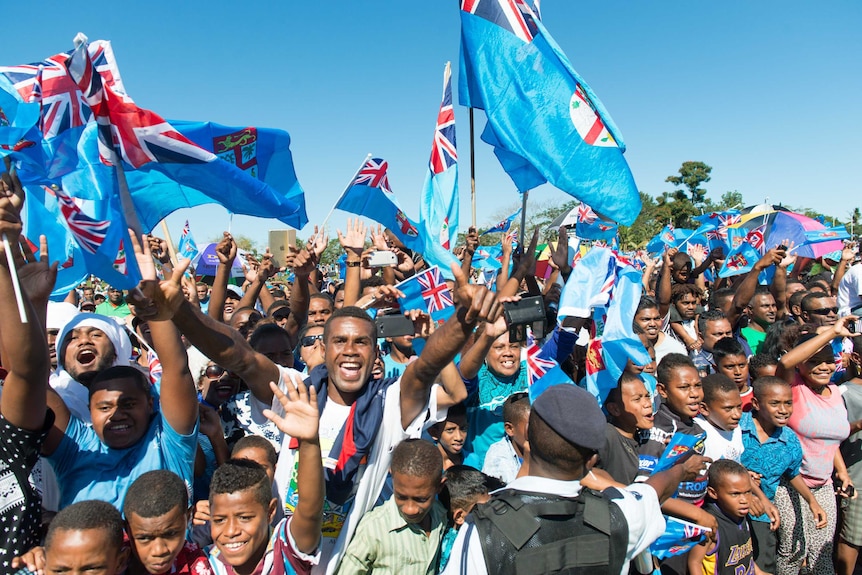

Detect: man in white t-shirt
138,258,501,574
838,261,862,316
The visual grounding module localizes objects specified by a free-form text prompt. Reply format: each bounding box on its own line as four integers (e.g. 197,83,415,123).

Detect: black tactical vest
469,488,628,575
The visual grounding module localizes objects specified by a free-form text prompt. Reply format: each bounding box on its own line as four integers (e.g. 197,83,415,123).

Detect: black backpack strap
582,489,629,575
477,491,542,550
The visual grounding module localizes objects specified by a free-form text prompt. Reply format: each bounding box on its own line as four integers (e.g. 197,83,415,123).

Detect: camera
503,296,546,342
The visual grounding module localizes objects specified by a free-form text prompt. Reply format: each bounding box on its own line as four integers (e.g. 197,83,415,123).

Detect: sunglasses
205,365,229,379
300,334,324,347
806,307,838,316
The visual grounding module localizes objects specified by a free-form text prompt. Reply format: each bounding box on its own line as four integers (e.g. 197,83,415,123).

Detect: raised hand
286,246,317,278
262,376,319,441
337,218,367,254
126,232,192,321
450,263,502,326
370,224,389,251
551,227,571,274
687,243,707,264
0,158,25,242
18,235,58,304
215,232,237,265
147,234,171,264
308,225,330,260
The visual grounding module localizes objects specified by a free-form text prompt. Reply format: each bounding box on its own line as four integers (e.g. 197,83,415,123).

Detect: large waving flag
601,264,651,383
419,62,459,251
459,0,641,225
480,207,520,236
396,265,455,326
177,219,200,260
4,38,307,231
23,183,141,296
335,157,459,277
557,247,616,319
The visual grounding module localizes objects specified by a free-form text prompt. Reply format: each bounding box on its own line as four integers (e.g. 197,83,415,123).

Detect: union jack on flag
577,203,597,224
526,343,556,387
429,64,456,174
0,53,92,139
417,266,453,314
54,188,110,254
462,0,538,42
746,225,765,254
706,228,727,241
352,158,391,192
718,213,741,227
146,349,162,385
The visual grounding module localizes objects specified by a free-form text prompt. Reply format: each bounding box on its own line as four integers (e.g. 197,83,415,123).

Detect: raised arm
728,247,783,327
263,377,323,554
657,248,675,318
460,227,479,279
772,246,795,319
776,315,854,383
0,168,52,431
208,232,237,322
497,231,514,291
400,264,501,429
338,219,367,307
130,235,198,435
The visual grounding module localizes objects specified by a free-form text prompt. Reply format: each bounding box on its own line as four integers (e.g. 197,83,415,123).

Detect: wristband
346,260,361,268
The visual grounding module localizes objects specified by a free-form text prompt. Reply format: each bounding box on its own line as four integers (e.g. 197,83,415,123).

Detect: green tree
666,161,712,206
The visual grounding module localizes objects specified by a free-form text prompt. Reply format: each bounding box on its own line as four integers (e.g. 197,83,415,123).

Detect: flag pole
469,108,477,229
159,220,178,264
112,154,143,237
319,153,372,234
519,189,529,253
3,164,28,323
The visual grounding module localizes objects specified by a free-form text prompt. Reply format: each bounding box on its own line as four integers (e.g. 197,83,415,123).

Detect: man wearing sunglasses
132,253,501,574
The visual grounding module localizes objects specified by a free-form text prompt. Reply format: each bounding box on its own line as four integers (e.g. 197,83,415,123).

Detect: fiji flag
804,226,851,243
718,242,759,278
23,183,141,296
396,266,455,326
481,207,520,236
525,343,574,402
419,62,459,251
557,247,616,320
601,264,651,383
650,517,710,560
336,157,459,278
646,224,677,254
459,0,641,225
177,219,199,260
574,202,617,240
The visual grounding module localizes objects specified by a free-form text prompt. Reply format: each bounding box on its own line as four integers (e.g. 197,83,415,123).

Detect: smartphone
367,251,398,268
268,230,296,259
503,296,546,327
375,313,414,338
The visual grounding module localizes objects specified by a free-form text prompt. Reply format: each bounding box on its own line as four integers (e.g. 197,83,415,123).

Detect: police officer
442,384,708,575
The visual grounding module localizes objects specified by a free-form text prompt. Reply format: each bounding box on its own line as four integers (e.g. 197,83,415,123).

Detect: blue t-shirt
48,412,198,510
739,411,802,522
382,353,408,380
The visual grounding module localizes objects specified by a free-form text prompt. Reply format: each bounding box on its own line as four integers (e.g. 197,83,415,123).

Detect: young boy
13,500,128,575
748,353,778,381
695,374,743,462
482,392,530,484
712,337,753,411
687,460,758,575
124,470,212,575
437,466,501,572
599,372,655,484
208,379,324,575
428,403,469,470
668,284,704,352
637,354,717,573
340,439,447,574
739,377,826,574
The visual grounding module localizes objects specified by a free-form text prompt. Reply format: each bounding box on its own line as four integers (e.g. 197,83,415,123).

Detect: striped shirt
338,497,447,575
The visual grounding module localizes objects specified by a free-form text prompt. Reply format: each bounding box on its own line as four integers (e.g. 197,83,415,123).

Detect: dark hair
390,439,443,484
636,296,659,314
309,293,334,307
528,410,593,475
656,353,696,387
712,337,746,363
323,306,377,342
503,392,531,425
209,459,272,510
671,283,702,303
123,470,188,519
604,372,645,411
697,309,727,336
439,465,493,512
359,276,386,292
249,323,291,350
748,285,773,306
445,402,467,422
46,500,124,551
749,353,779,375
709,287,735,311
708,459,749,490
788,290,808,313
701,373,739,404
266,300,291,318
232,435,278,468
752,376,790,401
804,278,830,293
89,366,151,399
672,251,692,268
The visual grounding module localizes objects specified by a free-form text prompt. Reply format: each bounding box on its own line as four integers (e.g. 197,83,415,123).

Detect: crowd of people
2,160,862,575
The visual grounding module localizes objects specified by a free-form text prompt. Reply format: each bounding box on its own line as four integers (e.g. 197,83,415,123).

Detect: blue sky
3,1,860,248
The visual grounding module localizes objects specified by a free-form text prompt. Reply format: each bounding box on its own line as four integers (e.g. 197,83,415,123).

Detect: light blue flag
557,247,616,319
336,157,460,278
576,218,618,241
177,220,200,261
459,2,641,224
646,225,677,254
23,183,141,296
804,226,851,243
718,242,760,278
480,207,520,236
396,266,455,327
419,62,459,251
650,517,710,560
602,264,651,383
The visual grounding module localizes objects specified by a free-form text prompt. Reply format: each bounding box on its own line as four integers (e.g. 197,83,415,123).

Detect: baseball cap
531,384,607,451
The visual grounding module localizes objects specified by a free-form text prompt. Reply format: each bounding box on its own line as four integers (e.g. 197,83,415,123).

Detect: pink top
787,374,850,487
